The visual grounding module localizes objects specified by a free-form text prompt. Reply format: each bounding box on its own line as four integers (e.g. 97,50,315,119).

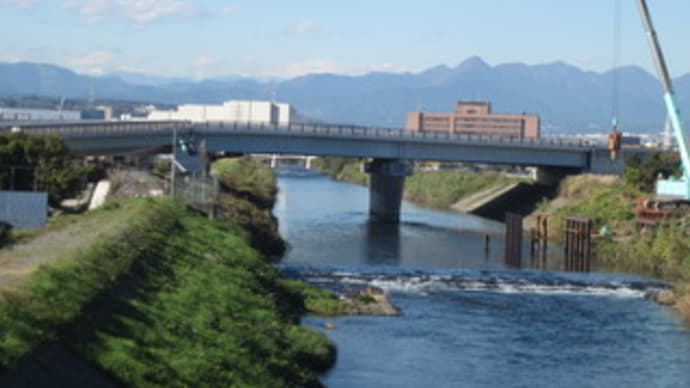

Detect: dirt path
0,204,136,293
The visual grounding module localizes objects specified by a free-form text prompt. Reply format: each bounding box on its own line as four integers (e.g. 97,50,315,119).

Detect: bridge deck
1,120,598,169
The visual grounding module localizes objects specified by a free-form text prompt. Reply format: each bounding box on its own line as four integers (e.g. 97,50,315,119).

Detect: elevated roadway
1,120,638,221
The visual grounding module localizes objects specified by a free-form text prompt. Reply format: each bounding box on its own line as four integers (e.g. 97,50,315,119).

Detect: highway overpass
1,120,637,221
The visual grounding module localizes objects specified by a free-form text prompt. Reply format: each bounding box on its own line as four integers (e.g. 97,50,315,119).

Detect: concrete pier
365,159,414,223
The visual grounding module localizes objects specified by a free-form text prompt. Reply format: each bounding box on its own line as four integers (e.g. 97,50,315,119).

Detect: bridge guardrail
3,119,593,149
198,121,593,148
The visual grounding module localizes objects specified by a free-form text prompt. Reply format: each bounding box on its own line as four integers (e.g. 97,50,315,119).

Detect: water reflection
275,171,573,272
363,222,401,266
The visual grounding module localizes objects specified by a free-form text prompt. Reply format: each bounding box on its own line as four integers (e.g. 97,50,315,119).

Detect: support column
534,166,571,186
365,159,414,223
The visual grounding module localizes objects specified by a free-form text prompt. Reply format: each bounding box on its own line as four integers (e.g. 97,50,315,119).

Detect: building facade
0,107,81,121
406,101,540,139
148,100,304,126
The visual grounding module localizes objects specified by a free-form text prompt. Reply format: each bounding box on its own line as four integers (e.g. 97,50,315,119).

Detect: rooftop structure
0,107,81,122
148,100,305,126
406,101,540,139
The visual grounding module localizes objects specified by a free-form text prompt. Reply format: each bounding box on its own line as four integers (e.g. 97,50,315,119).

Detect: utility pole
170,127,177,198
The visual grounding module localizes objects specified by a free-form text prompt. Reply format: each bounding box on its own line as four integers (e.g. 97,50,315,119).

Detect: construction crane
637,0,690,201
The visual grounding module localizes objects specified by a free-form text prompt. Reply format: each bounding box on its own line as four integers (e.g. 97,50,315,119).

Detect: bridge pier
534,166,578,186
365,159,414,223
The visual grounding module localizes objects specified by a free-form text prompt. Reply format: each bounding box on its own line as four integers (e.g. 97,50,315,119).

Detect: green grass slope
0,200,335,387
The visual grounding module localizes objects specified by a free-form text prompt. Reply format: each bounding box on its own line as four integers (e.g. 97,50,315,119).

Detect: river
274,171,690,388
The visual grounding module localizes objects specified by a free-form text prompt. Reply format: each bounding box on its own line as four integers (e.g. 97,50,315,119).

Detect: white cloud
62,0,191,23
275,59,411,78
286,20,320,37
193,56,220,79
282,59,344,77
68,50,115,67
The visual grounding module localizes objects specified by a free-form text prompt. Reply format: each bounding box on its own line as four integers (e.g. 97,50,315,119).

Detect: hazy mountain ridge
0,58,687,132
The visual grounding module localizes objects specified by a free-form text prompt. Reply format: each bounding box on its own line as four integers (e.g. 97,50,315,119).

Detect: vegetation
312,157,368,186
533,176,639,245
314,156,520,209
213,157,286,258
0,132,93,205
532,172,690,320
217,194,286,259
213,156,278,208
623,151,681,193
281,280,348,316
405,170,516,209
0,199,336,386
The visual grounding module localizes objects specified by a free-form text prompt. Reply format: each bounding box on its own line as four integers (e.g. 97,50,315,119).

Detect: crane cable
611,0,622,130
609,0,623,159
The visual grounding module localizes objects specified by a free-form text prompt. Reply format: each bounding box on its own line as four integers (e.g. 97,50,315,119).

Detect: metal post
504,213,523,267
170,127,177,198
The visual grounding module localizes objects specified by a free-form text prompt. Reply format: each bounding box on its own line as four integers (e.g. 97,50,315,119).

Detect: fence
173,174,219,217
0,165,44,192
0,191,48,229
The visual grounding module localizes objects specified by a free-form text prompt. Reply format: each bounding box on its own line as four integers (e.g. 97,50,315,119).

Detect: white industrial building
0,107,81,121
147,100,305,125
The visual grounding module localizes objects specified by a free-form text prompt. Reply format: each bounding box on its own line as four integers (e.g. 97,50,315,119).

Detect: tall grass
537,176,690,284
0,200,335,386
405,170,515,209
314,157,519,209
213,157,278,208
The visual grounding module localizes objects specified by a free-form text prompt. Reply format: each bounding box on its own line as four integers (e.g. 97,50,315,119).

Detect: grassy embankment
531,174,690,321
311,157,368,186
312,157,518,209
213,156,286,259
0,157,348,386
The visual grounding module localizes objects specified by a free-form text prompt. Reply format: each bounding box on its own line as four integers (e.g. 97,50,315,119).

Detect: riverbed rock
338,287,401,316
675,294,690,324
655,290,677,306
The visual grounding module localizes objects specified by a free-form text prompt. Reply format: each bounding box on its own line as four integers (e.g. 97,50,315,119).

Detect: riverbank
528,174,690,323
0,199,339,386
312,157,531,214
0,156,404,386
213,157,400,316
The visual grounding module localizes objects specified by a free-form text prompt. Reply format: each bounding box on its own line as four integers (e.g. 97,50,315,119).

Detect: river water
274,171,690,388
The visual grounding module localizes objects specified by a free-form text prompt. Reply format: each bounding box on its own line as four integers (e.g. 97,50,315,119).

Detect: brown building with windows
406,101,540,139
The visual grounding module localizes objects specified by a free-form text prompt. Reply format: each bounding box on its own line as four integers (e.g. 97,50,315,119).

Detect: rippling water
274,171,690,388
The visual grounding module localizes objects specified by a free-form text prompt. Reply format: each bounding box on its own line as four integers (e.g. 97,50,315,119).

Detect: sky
0,0,689,80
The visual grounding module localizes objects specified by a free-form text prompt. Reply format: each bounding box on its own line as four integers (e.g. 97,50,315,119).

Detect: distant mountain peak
0,59,684,132
456,56,491,71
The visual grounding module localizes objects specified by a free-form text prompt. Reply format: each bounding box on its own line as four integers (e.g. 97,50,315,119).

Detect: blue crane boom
637,0,690,199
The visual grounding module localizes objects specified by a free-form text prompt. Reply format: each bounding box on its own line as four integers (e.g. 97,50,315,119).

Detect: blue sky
0,0,688,79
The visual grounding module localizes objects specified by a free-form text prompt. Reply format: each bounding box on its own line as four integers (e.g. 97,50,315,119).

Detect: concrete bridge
1,120,635,222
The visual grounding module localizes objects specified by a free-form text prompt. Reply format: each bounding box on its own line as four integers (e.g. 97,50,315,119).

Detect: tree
623,151,681,193
0,132,92,206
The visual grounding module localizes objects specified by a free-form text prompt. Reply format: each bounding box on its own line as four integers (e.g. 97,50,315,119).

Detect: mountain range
1,57,688,133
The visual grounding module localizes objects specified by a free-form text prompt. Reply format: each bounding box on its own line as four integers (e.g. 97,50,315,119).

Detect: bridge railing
3,119,593,148
198,121,593,148
0,120,194,136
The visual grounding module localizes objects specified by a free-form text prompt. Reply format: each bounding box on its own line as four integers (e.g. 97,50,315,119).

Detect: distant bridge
1,120,637,221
